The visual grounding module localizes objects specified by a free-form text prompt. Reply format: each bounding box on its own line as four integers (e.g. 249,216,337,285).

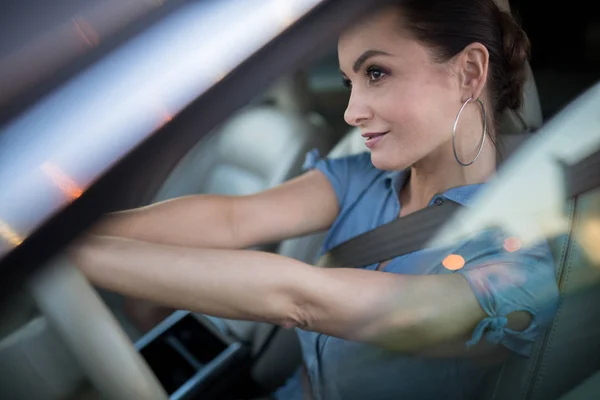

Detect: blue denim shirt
274,151,559,400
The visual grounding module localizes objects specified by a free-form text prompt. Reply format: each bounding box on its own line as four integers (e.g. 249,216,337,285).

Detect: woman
71,0,560,398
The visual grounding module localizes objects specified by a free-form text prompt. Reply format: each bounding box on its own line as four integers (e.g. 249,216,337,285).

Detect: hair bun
497,10,531,111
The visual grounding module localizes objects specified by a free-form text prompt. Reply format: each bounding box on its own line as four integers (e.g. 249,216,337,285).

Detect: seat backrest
153,81,335,392
482,83,600,400
483,188,600,400
154,105,332,203
155,70,334,203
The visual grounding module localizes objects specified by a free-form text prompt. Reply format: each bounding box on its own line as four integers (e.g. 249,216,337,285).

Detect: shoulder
303,149,375,175
303,150,385,206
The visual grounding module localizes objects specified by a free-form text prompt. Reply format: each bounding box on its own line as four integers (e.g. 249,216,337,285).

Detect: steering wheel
28,255,169,400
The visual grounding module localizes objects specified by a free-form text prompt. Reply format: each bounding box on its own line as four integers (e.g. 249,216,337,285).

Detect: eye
365,66,387,83
342,77,352,89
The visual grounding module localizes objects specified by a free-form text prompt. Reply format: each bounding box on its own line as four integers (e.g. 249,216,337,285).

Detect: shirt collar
384,170,486,207
384,170,408,194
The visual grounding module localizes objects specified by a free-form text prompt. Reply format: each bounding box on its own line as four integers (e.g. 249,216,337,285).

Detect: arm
90,170,338,249
72,235,525,355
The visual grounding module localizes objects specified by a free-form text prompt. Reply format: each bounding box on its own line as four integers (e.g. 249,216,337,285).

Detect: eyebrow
352,49,392,73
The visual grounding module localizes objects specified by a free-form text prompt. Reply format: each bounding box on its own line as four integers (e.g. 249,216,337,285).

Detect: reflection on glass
503,237,522,253
580,218,600,264
72,17,100,48
41,162,83,200
442,254,465,271
0,219,23,247
274,0,296,29
0,0,166,110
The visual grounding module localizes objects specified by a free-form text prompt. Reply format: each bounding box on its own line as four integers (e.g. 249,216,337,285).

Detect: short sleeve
457,237,560,357
302,149,375,208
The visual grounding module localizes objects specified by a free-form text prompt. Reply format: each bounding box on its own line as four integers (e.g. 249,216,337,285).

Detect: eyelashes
365,65,388,83
342,65,389,89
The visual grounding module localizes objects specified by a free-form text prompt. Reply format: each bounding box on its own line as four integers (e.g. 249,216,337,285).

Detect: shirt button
434,197,444,205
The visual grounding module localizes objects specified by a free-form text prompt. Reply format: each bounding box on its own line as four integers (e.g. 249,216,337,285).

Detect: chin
369,150,412,172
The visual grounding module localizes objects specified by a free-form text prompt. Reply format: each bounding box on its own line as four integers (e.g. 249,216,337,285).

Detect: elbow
263,291,314,331
260,263,319,330
278,301,313,330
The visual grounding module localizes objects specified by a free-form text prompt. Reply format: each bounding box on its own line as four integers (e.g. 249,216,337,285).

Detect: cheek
388,77,456,137
372,81,421,124
368,78,458,170
376,80,444,136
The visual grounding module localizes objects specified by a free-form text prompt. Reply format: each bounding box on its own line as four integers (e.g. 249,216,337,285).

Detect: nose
344,90,372,127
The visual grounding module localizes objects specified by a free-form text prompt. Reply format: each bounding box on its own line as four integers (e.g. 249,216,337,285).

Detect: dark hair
394,0,530,128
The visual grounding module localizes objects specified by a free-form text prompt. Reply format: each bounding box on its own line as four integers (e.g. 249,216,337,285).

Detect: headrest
259,72,312,114
496,133,531,164
498,63,543,134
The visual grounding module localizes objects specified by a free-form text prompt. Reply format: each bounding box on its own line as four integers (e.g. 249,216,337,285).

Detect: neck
400,139,496,212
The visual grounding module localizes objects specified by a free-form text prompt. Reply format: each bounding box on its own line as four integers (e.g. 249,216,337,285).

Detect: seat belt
316,148,600,270
316,199,462,269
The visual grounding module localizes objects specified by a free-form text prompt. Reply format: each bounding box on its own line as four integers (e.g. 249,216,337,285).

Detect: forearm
90,195,241,249
71,236,392,336
70,235,313,325
71,236,486,354
301,268,484,351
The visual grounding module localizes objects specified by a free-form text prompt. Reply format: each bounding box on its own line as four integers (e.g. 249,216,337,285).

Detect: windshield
0,0,176,121
0,0,599,399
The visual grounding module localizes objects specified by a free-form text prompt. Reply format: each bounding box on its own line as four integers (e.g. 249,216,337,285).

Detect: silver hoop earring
452,97,487,167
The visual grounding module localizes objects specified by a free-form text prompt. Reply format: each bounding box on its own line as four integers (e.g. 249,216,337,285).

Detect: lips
362,131,389,139
362,131,389,149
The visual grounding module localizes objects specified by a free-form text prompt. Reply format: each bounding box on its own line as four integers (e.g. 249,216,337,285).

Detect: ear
456,42,490,102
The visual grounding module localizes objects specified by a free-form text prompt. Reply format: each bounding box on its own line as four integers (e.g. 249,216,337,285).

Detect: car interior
0,0,599,399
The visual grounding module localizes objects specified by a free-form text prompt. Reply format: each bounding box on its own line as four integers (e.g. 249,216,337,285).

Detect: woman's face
338,9,466,171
